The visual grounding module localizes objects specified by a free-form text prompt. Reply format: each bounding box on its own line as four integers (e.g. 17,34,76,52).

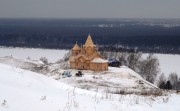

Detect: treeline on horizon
0,19,180,54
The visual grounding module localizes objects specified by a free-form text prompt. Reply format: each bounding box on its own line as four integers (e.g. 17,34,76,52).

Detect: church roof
69,56,76,62
72,42,80,50
87,52,102,60
84,34,95,47
91,58,108,63
75,54,88,60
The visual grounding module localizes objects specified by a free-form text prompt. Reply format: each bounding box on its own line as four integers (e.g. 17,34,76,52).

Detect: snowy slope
0,56,43,68
0,63,149,111
0,63,110,111
0,63,180,111
59,66,158,94
0,56,158,94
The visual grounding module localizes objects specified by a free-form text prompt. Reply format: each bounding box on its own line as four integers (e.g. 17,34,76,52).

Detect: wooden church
69,35,108,71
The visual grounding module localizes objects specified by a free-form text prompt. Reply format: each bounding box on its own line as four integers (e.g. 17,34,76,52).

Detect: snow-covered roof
91,58,108,63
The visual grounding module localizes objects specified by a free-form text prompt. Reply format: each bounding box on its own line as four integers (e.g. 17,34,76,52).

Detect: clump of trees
101,51,160,83
158,72,180,90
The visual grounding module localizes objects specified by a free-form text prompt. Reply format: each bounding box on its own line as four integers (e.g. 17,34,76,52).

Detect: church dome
84,34,95,47
72,42,80,50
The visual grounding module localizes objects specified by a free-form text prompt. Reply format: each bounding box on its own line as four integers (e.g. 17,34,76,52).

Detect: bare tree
126,52,142,72
118,52,128,66
157,73,167,88
168,72,178,89
100,51,109,59
139,54,160,83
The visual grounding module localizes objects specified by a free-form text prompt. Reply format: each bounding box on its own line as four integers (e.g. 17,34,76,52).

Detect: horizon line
0,17,180,20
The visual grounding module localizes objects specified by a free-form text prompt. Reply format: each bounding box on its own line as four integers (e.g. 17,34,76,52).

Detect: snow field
1,63,180,111
0,47,180,111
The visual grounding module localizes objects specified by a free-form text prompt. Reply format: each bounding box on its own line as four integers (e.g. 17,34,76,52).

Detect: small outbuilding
108,59,121,67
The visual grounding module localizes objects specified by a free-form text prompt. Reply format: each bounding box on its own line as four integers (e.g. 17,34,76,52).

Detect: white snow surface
0,47,69,63
0,63,180,111
59,66,159,94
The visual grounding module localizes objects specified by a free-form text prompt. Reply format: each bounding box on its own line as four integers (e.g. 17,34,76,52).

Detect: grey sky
0,0,180,18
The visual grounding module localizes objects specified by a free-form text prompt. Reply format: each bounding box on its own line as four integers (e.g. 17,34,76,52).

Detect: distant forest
0,18,180,54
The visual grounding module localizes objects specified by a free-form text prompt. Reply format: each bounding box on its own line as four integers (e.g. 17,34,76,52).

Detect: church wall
77,61,84,69
90,63,108,71
72,50,80,56
86,47,93,55
70,62,76,69
76,60,88,70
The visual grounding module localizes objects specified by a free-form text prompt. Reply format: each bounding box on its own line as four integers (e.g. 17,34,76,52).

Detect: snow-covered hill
59,66,159,94
0,56,158,94
0,63,180,111
0,47,180,111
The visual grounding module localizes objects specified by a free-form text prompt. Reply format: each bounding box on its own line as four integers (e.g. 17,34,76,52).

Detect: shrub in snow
1,100,8,107
63,51,71,61
140,89,163,96
113,89,127,95
40,96,46,100
55,59,70,69
40,57,48,64
55,59,64,64
27,56,31,60
159,81,166,89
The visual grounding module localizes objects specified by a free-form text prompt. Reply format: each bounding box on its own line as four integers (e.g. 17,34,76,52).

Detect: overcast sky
0,0,180,18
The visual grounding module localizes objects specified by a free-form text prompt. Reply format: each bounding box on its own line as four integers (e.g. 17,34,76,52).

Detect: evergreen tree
165,81,172,90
